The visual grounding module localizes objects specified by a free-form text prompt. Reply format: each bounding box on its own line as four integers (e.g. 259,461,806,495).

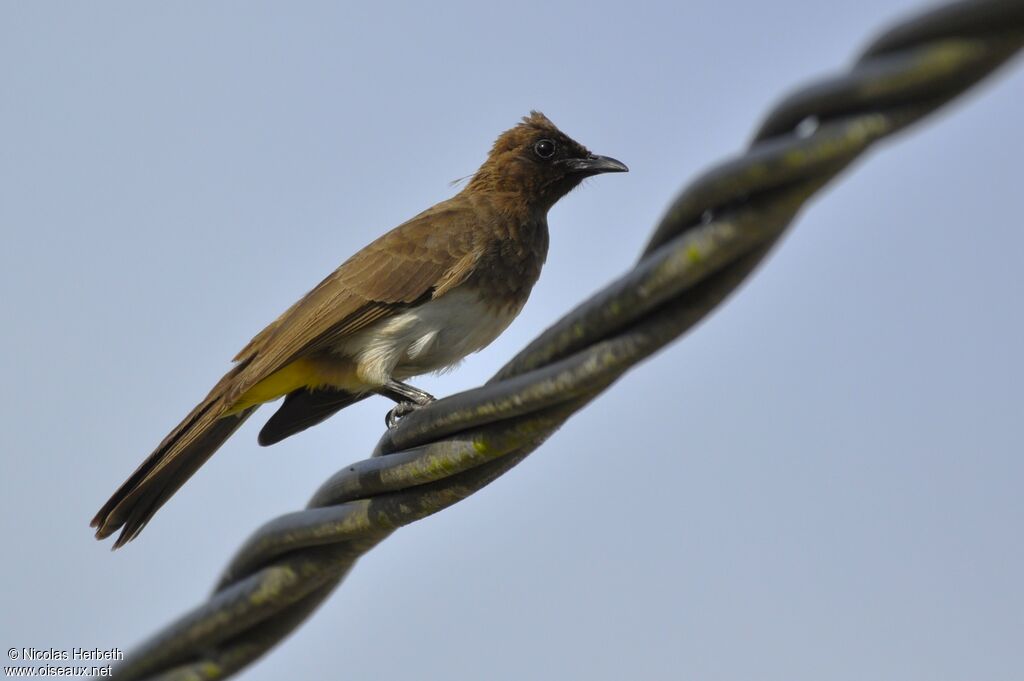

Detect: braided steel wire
108,1,1024,678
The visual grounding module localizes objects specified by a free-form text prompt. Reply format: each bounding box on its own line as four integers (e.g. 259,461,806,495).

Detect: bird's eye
534,139,556,159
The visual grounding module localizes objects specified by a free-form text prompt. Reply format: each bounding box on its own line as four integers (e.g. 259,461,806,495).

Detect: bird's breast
333,287,524,386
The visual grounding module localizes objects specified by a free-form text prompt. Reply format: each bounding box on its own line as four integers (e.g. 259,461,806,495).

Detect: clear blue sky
1,2,1022,680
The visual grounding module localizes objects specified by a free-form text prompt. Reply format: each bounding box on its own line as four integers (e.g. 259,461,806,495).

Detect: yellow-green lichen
248,566,298,606
685,243,704,264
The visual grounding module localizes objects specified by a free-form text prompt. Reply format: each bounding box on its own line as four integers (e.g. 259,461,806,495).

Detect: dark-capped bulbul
91,111,627,548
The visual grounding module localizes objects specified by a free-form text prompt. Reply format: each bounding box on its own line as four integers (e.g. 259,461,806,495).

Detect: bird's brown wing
227,203,481,401
93,201,482,546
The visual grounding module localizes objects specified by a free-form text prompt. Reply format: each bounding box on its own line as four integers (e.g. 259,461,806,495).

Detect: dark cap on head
467,111,627,209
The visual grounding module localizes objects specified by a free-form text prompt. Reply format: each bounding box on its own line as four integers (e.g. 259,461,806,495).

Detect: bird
91,111,627,548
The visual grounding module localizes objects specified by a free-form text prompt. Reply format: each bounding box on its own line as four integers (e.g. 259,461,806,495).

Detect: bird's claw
385,401,421,429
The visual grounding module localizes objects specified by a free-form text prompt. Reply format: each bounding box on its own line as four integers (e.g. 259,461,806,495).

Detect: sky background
1,2,1022,680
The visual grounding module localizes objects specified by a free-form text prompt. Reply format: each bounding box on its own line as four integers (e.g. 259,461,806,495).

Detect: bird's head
466,111,627,211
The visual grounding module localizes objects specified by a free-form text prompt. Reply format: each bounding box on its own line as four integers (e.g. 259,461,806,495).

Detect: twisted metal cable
109,2,1024,678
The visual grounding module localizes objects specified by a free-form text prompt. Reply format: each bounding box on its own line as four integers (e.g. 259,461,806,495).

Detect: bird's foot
379,380,435,428
386,401,423,429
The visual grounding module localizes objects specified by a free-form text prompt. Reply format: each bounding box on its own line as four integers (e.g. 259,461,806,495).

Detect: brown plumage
92,111,627,548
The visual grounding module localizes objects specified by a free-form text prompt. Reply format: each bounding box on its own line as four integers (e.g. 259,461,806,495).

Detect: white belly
334,288,522,386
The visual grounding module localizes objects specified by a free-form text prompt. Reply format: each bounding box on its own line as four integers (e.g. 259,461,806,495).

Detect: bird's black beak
562,154,629,175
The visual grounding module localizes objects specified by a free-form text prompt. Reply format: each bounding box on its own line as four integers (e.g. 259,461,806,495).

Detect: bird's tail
91,377,256,549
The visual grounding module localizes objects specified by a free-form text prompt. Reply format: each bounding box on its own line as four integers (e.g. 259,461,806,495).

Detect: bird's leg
376,380,435,428
377,380,435,405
